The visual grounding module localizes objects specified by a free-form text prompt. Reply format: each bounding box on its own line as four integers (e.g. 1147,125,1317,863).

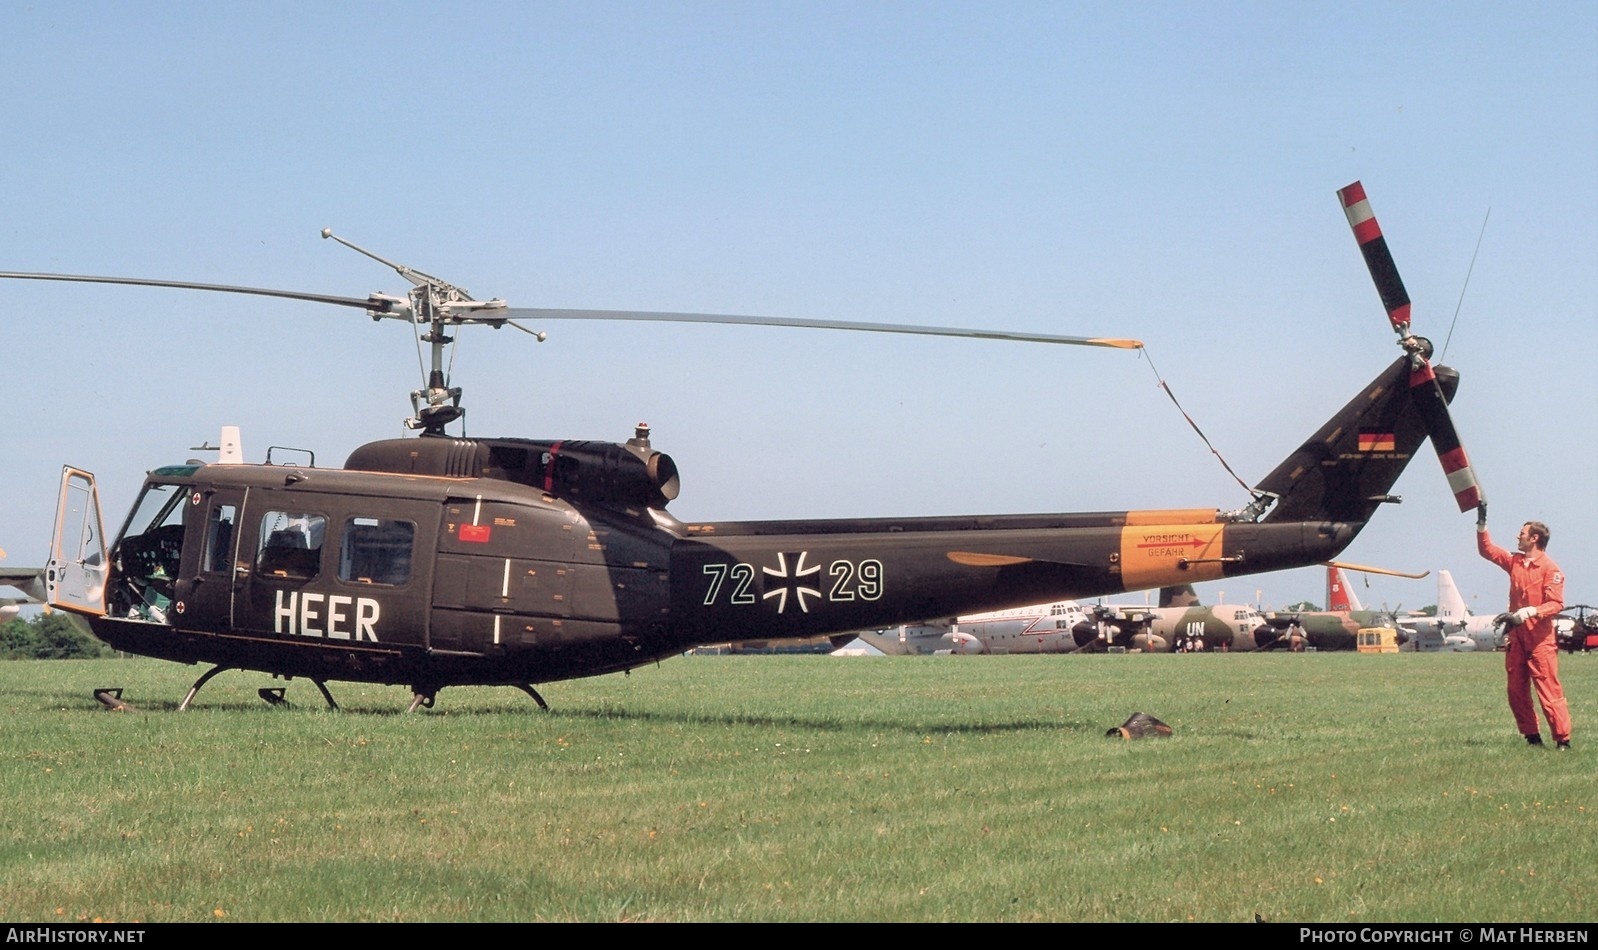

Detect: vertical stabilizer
1159,585,1200,608
1327,566,1363,613
1435,570,1467,621
1257,355,1446,528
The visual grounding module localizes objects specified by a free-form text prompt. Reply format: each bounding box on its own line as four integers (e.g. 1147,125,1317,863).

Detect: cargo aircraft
854,601,1093,655
1071,585,1267,652
858,585,1267,655
0,182,1484,710
1399,569,1500,652
1255,565,1418,651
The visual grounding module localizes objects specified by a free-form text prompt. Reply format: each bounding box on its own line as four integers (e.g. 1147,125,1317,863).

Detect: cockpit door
174,487,247,632
47,467,108,616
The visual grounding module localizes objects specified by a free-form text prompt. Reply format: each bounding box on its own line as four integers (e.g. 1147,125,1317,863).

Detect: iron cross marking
762,551,822,614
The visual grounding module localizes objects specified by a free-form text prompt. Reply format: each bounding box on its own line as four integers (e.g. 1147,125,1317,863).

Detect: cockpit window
256,511,327,580
110,481,187,622
339,517,415,586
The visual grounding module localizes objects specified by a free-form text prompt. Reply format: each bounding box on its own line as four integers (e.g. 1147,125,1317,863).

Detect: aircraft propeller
1337,182,1484,513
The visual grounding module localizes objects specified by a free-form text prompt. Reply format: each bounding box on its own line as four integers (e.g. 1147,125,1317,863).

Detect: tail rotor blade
1338,181,1412,337
1410,363,1484,512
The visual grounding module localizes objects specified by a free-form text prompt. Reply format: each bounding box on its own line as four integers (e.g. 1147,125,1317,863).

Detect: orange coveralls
1478,530,1570,742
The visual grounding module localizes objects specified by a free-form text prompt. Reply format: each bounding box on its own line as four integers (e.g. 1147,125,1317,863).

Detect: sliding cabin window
256,511,327,581
338,517,415,587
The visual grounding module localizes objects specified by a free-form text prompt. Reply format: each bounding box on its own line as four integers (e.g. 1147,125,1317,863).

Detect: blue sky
3,1,1594,617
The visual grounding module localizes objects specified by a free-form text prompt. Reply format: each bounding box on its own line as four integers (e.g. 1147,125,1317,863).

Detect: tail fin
1159,584,1200,608
1258,355,1452,528
1327,566,1363,613
1435,570,1467,621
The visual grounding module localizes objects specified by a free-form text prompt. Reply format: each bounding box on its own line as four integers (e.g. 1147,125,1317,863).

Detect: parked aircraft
1399,570,1498,651
856,601,1091,655
1556,606,1598,653
858,586,1265,655
0,550,44,622
1256,566,1400,651
1073,586,1266,652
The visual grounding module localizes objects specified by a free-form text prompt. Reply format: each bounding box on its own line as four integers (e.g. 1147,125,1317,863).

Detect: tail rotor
1337,181,1484,513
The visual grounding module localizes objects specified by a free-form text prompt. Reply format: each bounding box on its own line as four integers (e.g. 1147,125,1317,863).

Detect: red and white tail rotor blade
1408,361,1484,511
1338,180,1484,512
1338,181,1413,338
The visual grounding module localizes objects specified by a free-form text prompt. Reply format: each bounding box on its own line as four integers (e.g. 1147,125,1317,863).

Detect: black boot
1525,734,1544,746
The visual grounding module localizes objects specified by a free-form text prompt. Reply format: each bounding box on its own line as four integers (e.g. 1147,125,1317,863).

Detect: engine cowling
346,429,681,511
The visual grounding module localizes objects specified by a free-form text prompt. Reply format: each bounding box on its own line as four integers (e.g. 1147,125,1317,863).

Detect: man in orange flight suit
1477,507,1571,750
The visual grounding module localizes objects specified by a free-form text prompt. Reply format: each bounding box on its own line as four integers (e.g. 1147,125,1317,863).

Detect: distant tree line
1,613,111,659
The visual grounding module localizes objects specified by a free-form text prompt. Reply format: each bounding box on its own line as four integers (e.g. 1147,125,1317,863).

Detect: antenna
1438,207,1491,364
189,426,245,464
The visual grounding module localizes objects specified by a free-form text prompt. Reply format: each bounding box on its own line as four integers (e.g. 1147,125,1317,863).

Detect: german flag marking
1358,431,1396,452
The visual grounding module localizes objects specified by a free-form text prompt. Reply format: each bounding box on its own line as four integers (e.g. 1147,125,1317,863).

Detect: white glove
1513,606,1538,623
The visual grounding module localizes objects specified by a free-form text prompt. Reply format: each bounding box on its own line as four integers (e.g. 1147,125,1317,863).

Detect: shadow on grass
6,681,1103,734
542,704,1093,736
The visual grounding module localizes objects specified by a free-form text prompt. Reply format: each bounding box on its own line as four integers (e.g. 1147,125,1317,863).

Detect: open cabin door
47,467,108,616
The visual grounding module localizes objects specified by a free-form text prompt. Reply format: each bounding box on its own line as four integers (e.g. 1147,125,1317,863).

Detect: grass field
0,651,1592,923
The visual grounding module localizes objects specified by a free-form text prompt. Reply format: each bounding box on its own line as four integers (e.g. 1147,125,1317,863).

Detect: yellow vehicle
1356,626,1400,653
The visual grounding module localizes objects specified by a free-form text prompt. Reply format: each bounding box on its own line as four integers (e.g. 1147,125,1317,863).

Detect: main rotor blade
502,307,1143,349
0,271,1140,348
0,271,381,311
1338,181,1412,336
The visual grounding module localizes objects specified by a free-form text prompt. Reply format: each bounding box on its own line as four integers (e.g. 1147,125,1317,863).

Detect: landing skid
126,665,544,713
93,687,135,711
178,665,341,711
179,665,232,710
404,684,550,712
513,684,550,711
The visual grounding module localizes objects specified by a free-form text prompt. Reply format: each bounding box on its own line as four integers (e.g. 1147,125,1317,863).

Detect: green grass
0,652,1592,922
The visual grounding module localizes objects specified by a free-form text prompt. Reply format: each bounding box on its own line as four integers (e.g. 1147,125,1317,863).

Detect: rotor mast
321,228,513,435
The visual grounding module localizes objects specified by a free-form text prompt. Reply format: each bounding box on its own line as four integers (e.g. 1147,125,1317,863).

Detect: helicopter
0,181,1484,712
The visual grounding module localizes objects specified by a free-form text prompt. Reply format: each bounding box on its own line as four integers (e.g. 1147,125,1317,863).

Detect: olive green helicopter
0,182,1481,712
